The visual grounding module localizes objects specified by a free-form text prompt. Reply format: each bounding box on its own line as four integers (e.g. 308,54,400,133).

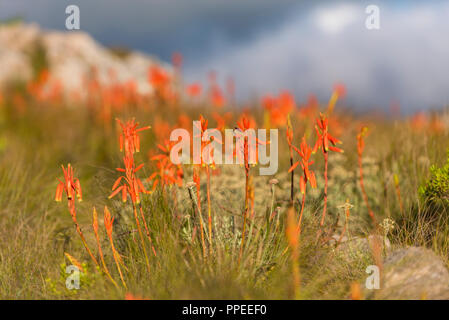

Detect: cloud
2,0,449,112
185,1,449,112
0,0,304,60
314,4,358,34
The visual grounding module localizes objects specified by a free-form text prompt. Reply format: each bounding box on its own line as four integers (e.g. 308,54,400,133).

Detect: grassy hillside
0,66,448,299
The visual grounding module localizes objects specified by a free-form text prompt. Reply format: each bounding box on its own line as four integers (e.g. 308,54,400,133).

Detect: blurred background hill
1,0,449,112
0,22,168,96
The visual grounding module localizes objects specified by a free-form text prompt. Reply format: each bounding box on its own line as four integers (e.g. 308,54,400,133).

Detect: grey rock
365,246,449,300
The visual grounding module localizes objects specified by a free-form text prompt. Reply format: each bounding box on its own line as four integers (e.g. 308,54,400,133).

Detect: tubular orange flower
350,282,362,300
92,207,118,288
212,111,232,131
64,252,85,273
327,83,346,115
150,138,184,179
286,206,300,299
276,91,295,125
116,118,151,156
55,164,82,202
290,136,317,194
113,118,151,273
109,155,147,204
286,115,295,204
289,136,317,232
148,157,183,191
192,115,222,249
235,114,264,167
313,112,343,228
313,113,343,154
55,164,99,269
235,115,264,266
410,112,428,131
263,91,295,128
149,65,170,89
104,206,127,288
210,85,225,108
149,138,184,193
148,65,175,102
186,83,202,98
125,293,150,300
191,166,206,259
357,126,376,223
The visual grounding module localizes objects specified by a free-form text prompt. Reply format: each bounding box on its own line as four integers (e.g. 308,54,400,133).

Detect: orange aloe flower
64,252,85,273
235,115,265,265
104,206,127,288
193,115,223,248
212,111,232,131
286,206,300,298
55,164,82,203
55,164,99,268
236,116,254,169
356,126,368,157
327,83,346,115
193,114,223,167
410,112,428,131
152,118,172,142
114,118,152,272
357,126,376,223
125,293,150,300
210,85,225,108
149,65,170,89
289,136,317,194
186,83,202,98
111,118,151,203
430,114,445,134
148,65,174,102
289,136,317,232
92,207,118,288
150,138,185,178
262,91,295,128
148,157,183,191
109,155,148,203
116,118,151,156
177,114,192,130
313,112,343,228
193,115,210,160
235,114,265,167
313,113,343,154
276,91,295,125
286,115,295,203
151,139,175,162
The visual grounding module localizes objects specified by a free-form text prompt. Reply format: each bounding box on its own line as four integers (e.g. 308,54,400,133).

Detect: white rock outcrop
0,23,170,96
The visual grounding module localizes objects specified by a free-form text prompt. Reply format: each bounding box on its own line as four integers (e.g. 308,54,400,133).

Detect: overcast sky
1,0,448,113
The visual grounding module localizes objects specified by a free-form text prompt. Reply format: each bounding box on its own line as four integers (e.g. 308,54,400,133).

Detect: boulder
365,246,449,300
